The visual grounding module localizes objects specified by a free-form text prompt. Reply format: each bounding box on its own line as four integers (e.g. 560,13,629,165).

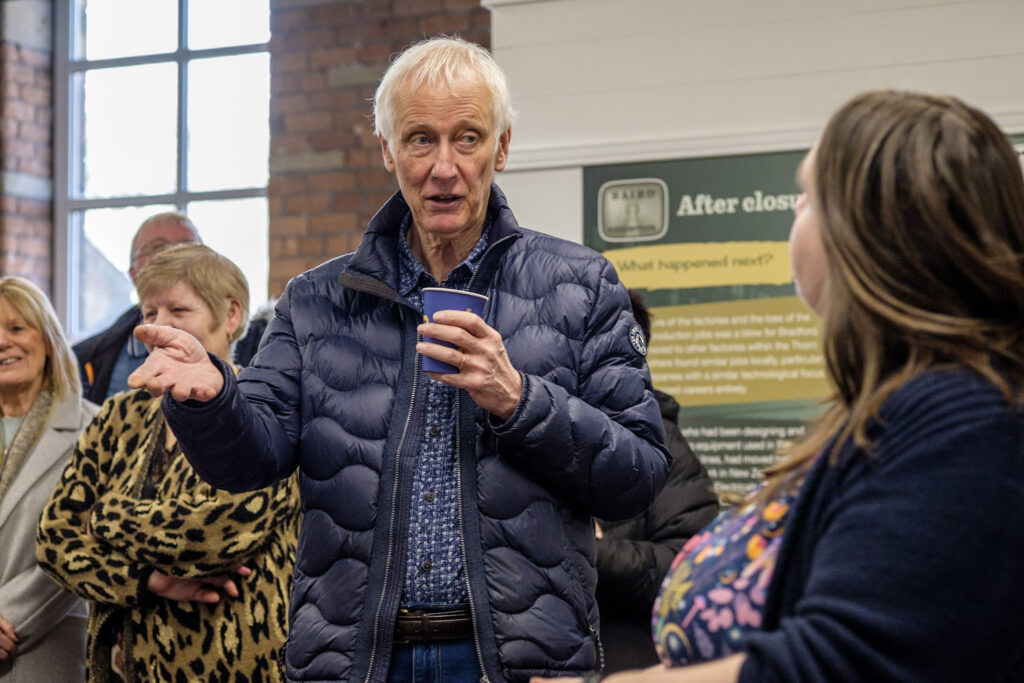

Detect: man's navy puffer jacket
165,185,670,682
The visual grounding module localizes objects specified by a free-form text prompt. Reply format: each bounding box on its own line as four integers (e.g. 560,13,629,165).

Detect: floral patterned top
652,479,804,666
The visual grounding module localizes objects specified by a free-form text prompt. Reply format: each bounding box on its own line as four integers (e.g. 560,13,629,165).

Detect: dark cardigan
739,370,1024,682
72,306,140,404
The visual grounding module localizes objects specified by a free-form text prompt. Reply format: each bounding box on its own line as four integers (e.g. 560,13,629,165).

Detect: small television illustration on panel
598,178,669,243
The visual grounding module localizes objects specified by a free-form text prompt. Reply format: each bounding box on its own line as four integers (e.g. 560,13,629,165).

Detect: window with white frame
54,0,270,339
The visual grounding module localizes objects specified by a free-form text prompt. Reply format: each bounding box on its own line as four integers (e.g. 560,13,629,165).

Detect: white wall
483,0,1024,243
493,166,581,242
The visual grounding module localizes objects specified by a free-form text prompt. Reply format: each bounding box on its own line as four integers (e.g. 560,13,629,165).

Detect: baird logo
597,178,669,243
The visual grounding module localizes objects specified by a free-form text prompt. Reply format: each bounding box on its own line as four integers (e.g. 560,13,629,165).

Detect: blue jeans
387,639,482,683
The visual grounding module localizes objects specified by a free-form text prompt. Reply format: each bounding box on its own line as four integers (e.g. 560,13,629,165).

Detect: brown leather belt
393,608,474,643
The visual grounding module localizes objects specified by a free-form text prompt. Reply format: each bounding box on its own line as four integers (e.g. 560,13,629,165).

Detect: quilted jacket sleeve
87,474,299,578
492,258,671,520
163,285,304,493
36,401,153,608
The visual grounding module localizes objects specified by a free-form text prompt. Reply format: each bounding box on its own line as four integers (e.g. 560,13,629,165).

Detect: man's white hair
373,35,516,151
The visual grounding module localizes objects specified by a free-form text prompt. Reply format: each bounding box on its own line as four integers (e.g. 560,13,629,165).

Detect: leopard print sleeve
35,397,153,607
88,466,301,578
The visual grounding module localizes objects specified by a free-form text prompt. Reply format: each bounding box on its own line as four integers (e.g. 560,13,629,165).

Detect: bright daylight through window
55,0,270,338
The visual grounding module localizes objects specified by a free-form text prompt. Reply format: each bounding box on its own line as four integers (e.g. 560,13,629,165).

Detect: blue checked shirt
397,217,491,606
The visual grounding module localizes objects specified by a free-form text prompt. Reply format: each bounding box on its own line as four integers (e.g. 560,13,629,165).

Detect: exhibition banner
584,150,827,494
587,134,1024,493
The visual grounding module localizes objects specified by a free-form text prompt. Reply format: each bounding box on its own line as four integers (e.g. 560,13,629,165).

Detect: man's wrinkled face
380,78,510,244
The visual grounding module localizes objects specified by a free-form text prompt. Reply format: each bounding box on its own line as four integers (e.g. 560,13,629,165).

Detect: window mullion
53,0,75,329
66,43,267,74
177,0,189,208
59,0,271,338
64,187,266,212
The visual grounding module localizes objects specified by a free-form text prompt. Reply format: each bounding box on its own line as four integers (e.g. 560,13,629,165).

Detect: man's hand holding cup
416,288,522,422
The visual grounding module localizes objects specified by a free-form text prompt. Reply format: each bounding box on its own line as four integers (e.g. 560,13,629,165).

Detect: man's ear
494,128,511,172
380,136,395,173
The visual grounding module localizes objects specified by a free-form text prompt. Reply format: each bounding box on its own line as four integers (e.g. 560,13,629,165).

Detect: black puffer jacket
596,389,719,672
72,306,140,404
165,186,670,682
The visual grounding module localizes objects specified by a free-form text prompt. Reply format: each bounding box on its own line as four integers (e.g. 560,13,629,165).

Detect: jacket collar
341,184,522,299
0,392,90,530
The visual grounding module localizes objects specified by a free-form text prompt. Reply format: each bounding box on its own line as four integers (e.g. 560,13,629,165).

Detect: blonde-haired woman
38,245,300,682
537,91,1024,682
0,276,96,681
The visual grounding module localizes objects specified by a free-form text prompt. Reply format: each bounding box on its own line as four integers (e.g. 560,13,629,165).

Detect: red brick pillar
267,0,490,297
0,0,53,293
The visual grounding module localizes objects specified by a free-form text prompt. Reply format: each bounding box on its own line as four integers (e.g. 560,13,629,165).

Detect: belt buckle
393,607,415,645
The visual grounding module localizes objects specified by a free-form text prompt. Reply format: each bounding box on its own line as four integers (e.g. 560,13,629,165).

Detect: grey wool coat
0,390,97,682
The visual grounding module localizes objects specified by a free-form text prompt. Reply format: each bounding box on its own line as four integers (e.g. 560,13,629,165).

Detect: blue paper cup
421,287,488,374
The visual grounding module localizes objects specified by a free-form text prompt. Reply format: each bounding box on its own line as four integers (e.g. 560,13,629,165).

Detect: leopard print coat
36,389,301,682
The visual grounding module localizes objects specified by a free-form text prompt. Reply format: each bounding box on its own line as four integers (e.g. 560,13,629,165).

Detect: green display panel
583,150,825,494
584,131,1024,492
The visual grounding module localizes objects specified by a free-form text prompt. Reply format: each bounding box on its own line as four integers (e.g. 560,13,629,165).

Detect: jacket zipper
364,342,422,683
467,234,516,292
456,390,490,683
361,230,515,682
590,624,605,672
459,231,515,683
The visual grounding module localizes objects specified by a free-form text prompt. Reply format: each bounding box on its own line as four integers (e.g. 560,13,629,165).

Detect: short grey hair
130,211,200,262
373,35,516,150
135,244,250,344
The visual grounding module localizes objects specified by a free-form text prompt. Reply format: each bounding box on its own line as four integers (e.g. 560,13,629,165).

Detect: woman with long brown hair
537,90,1024,682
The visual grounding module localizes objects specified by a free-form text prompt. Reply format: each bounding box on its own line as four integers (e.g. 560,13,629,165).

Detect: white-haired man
130,37,669,683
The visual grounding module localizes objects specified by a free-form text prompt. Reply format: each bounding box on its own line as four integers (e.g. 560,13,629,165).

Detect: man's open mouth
429,195,461,205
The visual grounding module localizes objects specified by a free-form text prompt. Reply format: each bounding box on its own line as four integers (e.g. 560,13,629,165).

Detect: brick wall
0,0,53,293
267,0,490,297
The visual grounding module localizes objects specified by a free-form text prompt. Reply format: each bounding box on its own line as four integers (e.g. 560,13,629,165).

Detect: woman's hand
146,566,252,603
532,657,744,682
0,614,19,659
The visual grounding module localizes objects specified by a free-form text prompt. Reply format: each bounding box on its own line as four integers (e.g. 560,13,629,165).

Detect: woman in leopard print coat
37,245,300,682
